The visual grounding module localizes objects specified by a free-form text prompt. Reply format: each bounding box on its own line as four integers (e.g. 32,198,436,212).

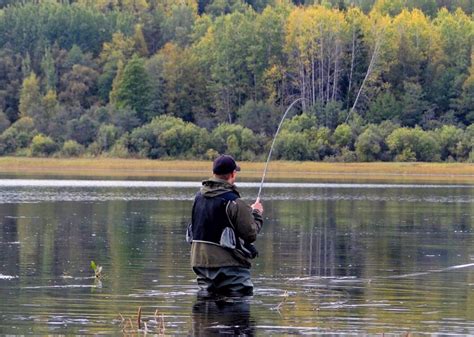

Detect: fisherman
188,154,263,297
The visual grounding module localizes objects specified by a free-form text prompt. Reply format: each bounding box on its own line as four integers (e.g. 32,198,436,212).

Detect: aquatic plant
90,260,103,279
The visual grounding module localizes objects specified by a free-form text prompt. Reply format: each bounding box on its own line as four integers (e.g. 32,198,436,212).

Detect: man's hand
251,198,263,214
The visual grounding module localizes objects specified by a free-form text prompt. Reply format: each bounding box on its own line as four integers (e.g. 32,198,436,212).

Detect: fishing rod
257,97,307,201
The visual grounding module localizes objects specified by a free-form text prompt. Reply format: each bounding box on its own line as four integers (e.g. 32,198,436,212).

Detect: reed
0,157,472,183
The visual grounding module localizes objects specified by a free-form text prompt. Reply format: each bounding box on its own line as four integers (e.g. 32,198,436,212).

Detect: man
188,154,263,296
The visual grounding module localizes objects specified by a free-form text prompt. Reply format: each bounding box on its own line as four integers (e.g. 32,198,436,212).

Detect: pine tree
113,55,152,122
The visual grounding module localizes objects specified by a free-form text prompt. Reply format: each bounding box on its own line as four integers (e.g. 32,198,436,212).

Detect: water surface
0,179,473,335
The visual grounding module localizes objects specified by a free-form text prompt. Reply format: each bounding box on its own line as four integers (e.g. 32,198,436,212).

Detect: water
0,179,473,335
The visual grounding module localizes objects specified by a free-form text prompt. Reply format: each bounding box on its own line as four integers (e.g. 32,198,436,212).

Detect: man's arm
227,199,263,243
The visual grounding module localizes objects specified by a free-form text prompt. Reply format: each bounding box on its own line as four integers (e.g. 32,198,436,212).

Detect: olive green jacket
190,177,263,269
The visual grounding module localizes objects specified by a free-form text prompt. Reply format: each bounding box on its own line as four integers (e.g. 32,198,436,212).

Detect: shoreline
1,157,473,184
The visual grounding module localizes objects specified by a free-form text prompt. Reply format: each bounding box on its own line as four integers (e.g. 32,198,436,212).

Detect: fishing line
257,98,307,201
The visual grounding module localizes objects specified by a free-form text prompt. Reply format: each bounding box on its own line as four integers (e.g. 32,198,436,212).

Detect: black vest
191,191,238,244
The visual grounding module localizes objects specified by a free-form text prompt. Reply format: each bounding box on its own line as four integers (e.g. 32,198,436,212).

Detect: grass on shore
0,157,473,183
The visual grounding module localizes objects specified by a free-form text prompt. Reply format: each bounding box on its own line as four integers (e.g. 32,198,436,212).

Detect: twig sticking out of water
118,307,165,336
274,290,289,312
155,309,166,335
137,307,142,330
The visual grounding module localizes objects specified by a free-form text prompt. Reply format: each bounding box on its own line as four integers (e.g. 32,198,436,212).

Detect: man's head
213,155,240,184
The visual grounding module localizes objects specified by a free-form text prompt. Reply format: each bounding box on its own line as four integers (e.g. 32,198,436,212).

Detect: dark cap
213,155,241,175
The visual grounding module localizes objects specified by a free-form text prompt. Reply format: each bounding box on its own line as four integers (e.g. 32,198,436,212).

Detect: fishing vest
190,191,238,245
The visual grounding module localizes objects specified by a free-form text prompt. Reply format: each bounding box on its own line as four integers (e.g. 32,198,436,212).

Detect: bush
210,123,259,159
237,100,281,135
333,123,353,148
61,140,84,157
0,112,11,133
0,117,36,155
109,138,130,158
125,115,210,159
282,113,317,133
30,134,58,157
355,126,383,162
66,115,98,146
96,124,120,152
308,127,333,160
386,127,440,162
435,125,464,160
273,130,310,160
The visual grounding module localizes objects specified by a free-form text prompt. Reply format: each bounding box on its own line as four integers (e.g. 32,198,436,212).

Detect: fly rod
257,97,307,201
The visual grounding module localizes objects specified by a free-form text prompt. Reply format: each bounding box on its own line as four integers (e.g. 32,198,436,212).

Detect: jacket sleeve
227,199,263,243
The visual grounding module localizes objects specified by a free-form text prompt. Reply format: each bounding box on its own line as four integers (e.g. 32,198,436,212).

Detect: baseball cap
213,155,241,175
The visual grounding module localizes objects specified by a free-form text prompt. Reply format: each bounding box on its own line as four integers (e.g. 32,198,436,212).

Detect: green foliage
125,115,210,159
0,1,472,162
282,113,318,133
333,123,352,148
66,115,99,146
0,2,134,56
386,127,440,162
0,48,22,122
19,73,41,118
435,125,464,160
274,130,310,161
41,47,57,92
0,111,11,134
309,127,333,160
30,134,58,157
236,100,280,135
112,55,152,122
61,140,85,157
210,123,259,159
355,125,383,161
0,117,36,155
59,65,99,108
367,91,401,124
96,124,120,152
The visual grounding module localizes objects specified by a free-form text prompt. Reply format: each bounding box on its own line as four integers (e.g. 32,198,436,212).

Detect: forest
0,0,472,162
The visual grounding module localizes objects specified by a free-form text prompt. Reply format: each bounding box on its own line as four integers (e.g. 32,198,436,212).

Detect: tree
111,55,152,122
430,8,473,124
367,89,401,123
98,31,137,103
41,47,57,92
19,73,42,118
155,43,209,123
399,80,430,127
66,115,98,146
236,100,280,135
195,10,256,123
285,6,347,110
0,49,22,122
163,4,197,47
59,65,99,108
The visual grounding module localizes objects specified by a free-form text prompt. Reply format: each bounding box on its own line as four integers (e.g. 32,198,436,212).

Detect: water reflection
191,297,255,337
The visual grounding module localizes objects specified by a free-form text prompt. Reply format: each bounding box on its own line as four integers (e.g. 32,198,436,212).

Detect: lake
0,179,473,335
